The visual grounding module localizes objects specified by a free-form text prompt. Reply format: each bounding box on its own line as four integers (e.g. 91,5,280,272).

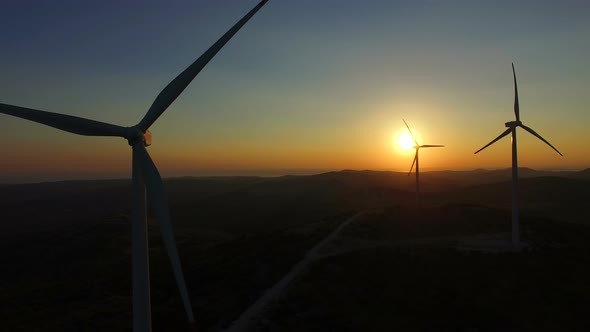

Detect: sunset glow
397,133,415,151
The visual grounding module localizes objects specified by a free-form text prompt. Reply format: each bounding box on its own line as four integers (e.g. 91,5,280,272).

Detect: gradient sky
1,0,589,182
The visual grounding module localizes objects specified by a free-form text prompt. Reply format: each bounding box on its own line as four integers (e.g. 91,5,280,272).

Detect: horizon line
1,166,588,185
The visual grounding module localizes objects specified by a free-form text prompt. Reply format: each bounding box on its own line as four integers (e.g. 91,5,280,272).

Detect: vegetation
0,170,588,331
265,240,590,331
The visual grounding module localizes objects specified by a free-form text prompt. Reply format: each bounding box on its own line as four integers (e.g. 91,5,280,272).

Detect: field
1,169,589,331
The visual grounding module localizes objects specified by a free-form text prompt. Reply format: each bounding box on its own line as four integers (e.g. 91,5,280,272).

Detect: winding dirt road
224,211,366,332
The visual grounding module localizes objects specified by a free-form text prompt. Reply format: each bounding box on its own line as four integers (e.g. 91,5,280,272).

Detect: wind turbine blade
408,150,418,176
402,119,419,146
474,128,512,154
138,0,270,132
520,124,563,156
512,63,520,121
133,145,195,324
0,103,127,137
420,145,445,148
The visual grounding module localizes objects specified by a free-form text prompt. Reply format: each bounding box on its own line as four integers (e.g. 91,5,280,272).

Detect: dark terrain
0,168,589,331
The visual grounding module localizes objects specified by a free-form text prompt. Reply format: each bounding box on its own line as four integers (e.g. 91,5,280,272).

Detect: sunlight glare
398,133,415,150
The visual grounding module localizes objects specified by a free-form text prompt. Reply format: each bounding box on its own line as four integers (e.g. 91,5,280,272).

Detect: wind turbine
403,119,444,205
474,63,563,247
0,0,269,331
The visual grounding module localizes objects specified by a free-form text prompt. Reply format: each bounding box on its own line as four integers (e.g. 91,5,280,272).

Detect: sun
397,133,415,150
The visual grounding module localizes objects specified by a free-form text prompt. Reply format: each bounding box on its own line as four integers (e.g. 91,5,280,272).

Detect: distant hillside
443,176,590,224
419,167,590,188
1,168,588,234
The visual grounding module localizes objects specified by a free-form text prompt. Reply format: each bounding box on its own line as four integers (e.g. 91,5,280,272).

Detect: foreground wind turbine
474,63,563,247
0,1,269,331
403,120,444,204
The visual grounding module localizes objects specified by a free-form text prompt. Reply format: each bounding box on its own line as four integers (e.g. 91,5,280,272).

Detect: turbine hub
126,126,152,147
505,120,522,128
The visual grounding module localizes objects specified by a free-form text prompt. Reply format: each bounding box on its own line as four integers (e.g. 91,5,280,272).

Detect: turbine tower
474,63,563,248
0,1,270,331
403,119,444,205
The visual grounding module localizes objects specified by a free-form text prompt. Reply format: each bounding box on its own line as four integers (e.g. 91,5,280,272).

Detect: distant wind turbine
0,0,270,331
403,119,444,205
474,63,563,248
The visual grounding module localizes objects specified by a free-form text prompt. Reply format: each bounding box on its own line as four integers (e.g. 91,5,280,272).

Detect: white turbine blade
0,103,127,137
520,124,563,156
420,144,445,148
138,0,270,132
474,128,512,154
512,63,520,121
408,150,418,176
402,119,419,146
133,145,195,324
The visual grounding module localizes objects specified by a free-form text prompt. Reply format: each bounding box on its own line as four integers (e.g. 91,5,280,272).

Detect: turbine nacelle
505,120,522,128
143,130,152,147
126,126,152,147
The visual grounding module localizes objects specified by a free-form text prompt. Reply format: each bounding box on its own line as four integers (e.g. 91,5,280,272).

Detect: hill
1,168,589,330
